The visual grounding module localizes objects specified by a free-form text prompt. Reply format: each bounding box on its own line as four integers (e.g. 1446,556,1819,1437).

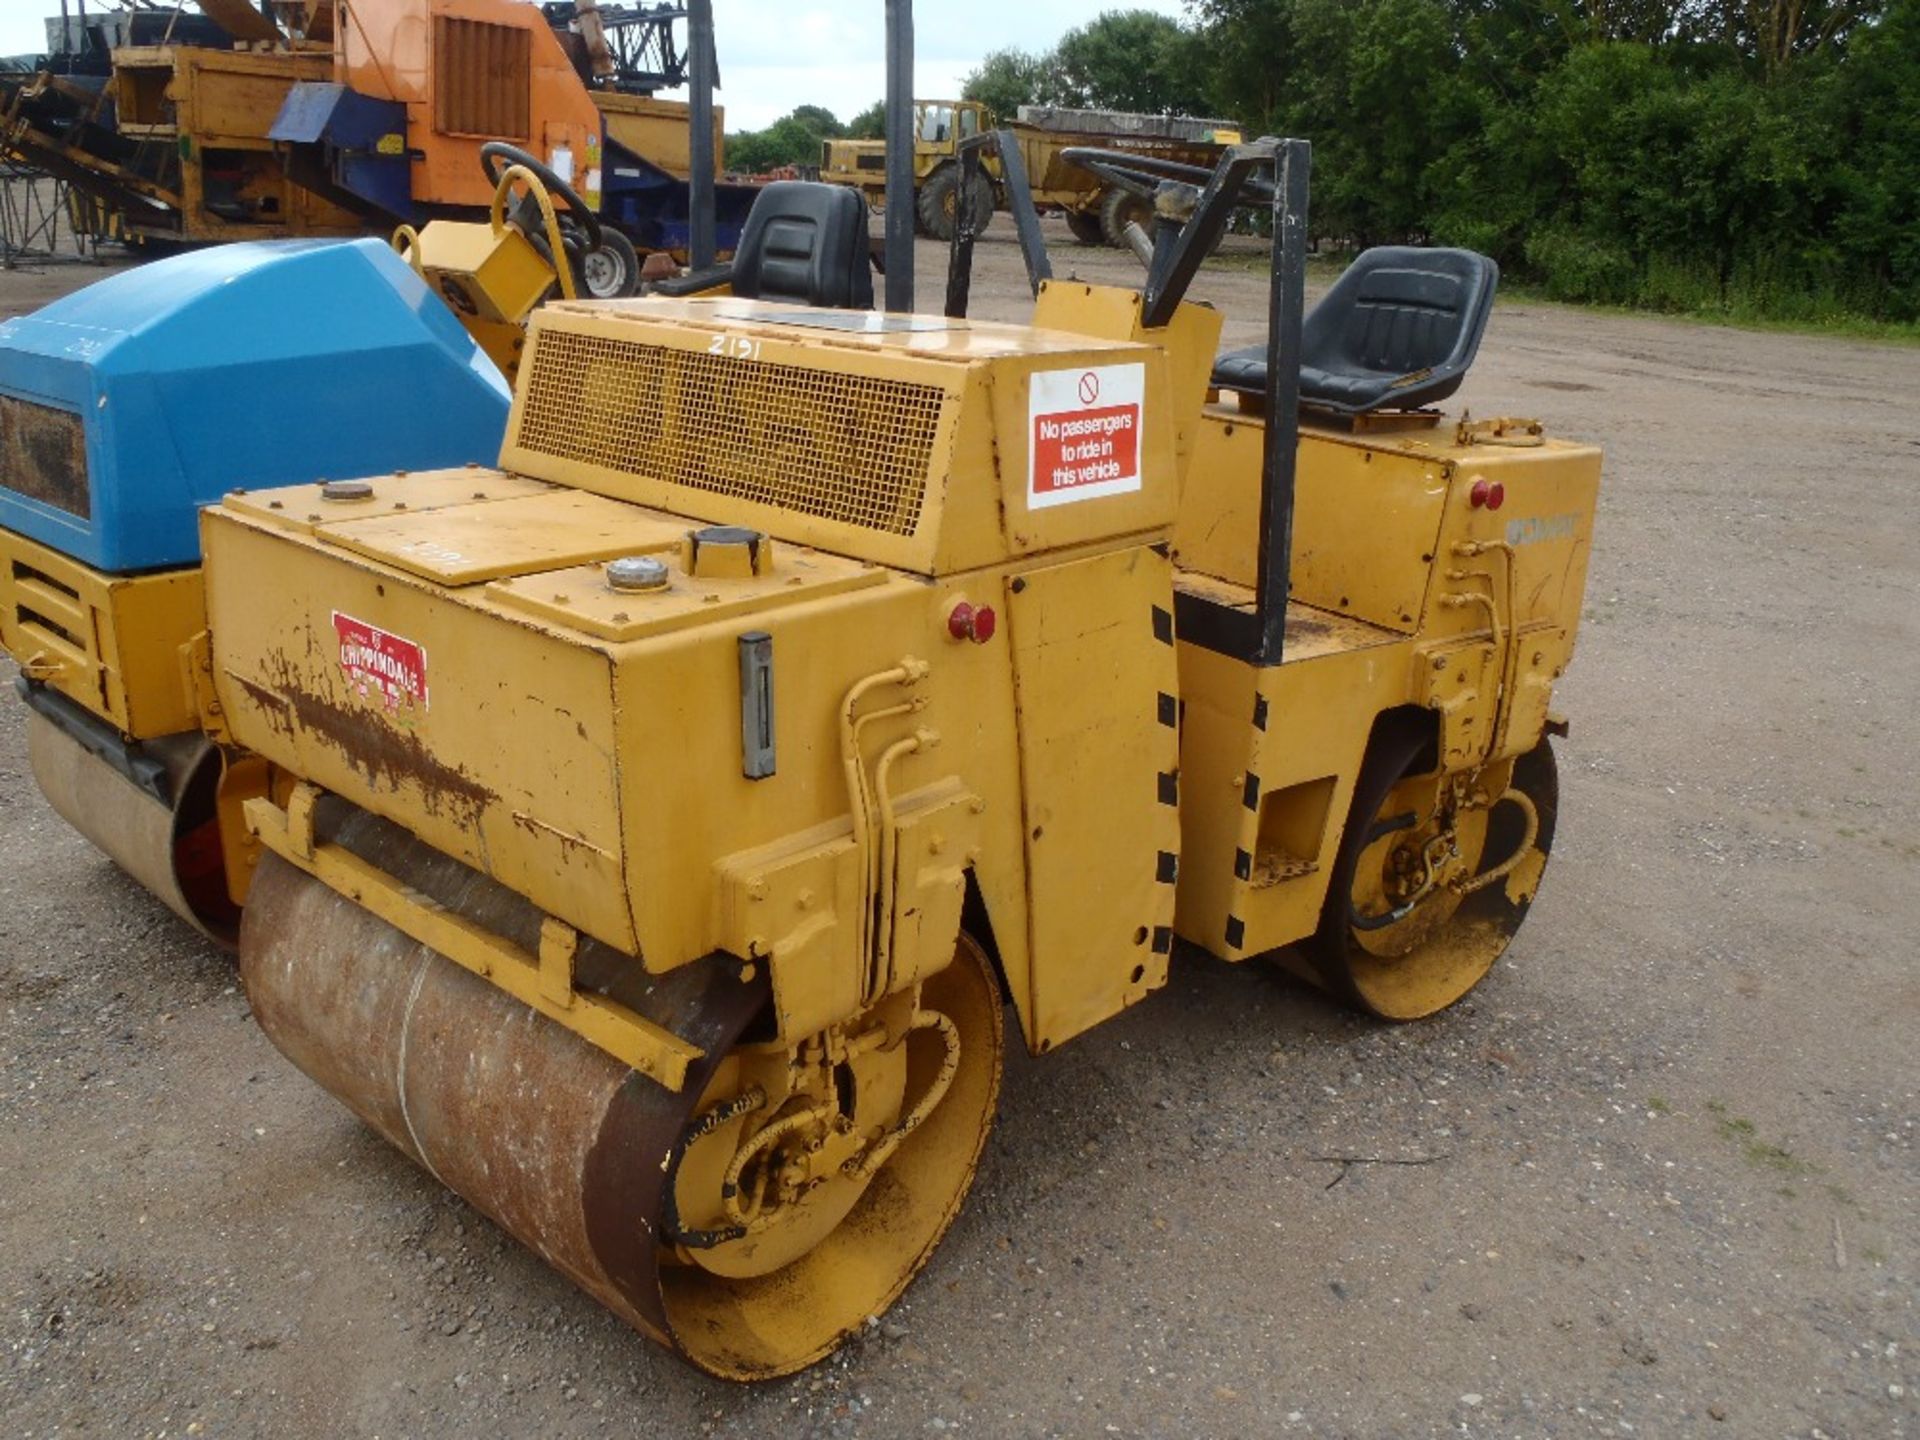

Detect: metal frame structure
0,161,103,269
686,0,714,268
1165,138,1311,667
569,2,692,93
882,0,914,312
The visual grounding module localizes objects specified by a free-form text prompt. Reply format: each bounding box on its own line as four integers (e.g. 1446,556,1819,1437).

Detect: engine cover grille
516,329,945,537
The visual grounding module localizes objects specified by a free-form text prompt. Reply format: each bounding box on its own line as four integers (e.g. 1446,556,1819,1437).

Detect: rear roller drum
26,706,238,943
1302,731,1559,1020
240,804,1003,1380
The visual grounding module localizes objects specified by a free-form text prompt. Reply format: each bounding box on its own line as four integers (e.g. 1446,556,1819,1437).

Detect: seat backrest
1302,246,1496,388
730,181,874,310
1208,246,1498,415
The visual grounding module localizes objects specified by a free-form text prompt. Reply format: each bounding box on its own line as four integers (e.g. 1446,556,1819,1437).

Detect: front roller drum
662,934,1003,1377
239,807,1004,1380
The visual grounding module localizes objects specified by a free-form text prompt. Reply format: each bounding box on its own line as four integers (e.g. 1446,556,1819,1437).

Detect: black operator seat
652,180,875,309
1211,247,1498,415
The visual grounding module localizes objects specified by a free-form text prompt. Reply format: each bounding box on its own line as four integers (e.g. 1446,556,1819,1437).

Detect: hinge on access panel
1454,413,1545,448
181,630,233,744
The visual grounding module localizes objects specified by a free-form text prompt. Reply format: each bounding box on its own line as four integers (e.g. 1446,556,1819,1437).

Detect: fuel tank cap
683,524,774,579
606,555,671,592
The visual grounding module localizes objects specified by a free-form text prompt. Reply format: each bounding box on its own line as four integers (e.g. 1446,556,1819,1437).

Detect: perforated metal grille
516,329,945,537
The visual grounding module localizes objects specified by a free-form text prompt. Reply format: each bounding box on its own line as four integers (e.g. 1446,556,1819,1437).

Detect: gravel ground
0,223,1914,1439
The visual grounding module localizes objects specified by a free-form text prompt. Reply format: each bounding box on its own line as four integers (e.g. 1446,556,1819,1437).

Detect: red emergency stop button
948,601,997,644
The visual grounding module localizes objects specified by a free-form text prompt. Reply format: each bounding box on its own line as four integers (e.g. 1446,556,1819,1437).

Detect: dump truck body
1008,104,1243,207
819,100,1241,242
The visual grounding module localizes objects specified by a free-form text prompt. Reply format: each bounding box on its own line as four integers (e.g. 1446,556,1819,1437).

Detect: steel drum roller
240,803,1003,1379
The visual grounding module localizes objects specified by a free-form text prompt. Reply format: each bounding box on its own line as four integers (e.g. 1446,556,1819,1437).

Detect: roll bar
941,130,1315,666
1172,137,1312,665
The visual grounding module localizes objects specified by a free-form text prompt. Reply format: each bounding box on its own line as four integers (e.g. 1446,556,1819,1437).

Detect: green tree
788,104,845,138
1051,9,1212,113
1708,0,1887,74
961,47,1057,119
1195,0,1472,243
1826,0,1919,311
845,100,887,139
1190,0,1298,132
1031,0,1915,322
725,107,844,173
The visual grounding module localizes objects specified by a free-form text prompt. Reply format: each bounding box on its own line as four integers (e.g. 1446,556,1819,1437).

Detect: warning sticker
333,612,429,715
1028,362,1146,509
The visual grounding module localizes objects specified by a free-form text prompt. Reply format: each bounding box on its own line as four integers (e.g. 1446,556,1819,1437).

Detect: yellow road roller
180,136,1604,1378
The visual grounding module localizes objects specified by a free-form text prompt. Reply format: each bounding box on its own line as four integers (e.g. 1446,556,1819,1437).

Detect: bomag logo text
1507,513,1580,547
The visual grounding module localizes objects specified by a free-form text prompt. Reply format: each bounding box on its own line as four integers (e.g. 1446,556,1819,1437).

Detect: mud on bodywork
241,653,498,825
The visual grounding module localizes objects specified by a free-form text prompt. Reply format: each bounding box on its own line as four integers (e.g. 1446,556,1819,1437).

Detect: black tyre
915,170,956,239
916,166,993,242
1064,207,1105,245
580,227,641,299
962,170,994,238
1305,728,1560,1021
1098,185,1154,248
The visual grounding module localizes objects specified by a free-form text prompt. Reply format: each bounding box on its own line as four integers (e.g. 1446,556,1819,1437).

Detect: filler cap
683,524,774,579
606,555,671,592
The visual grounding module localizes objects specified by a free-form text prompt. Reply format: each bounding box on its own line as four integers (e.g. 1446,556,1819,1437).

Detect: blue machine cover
0,238,512,573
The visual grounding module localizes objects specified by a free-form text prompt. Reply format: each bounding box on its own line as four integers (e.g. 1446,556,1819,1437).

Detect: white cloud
0,1,1192,129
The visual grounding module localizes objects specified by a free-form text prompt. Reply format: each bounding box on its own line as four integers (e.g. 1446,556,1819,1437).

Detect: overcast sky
0,1,1192,130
